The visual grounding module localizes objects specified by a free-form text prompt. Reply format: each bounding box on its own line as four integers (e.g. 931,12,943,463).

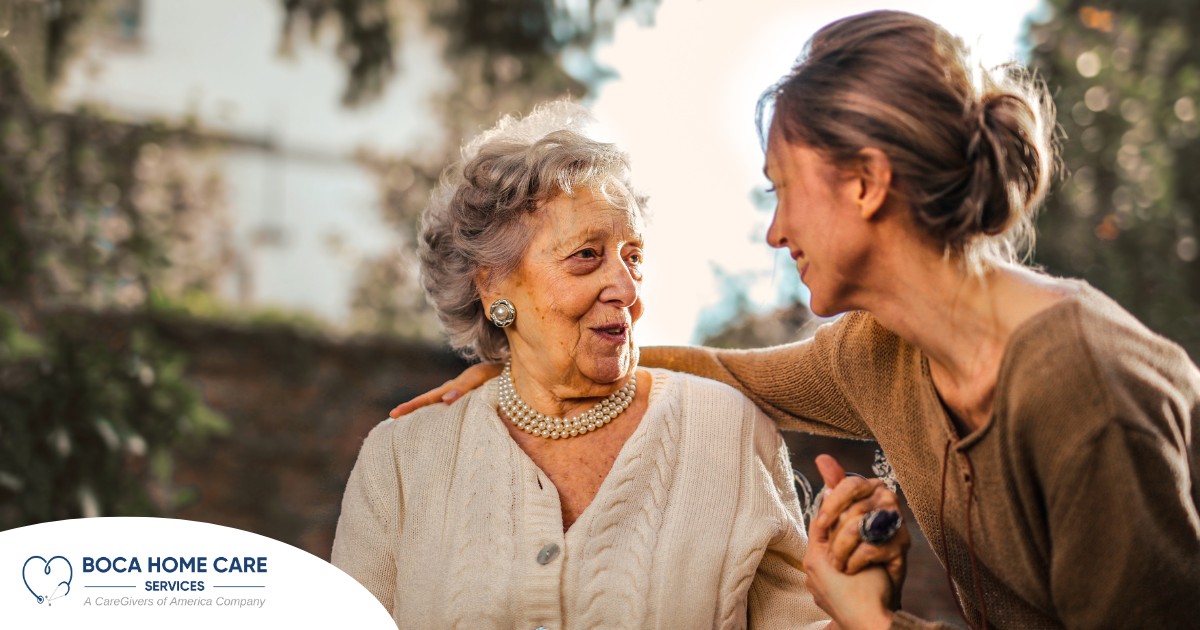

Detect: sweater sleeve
639,315,872,440
331,420,401,616
746,409,830,630
1043,419,1200,626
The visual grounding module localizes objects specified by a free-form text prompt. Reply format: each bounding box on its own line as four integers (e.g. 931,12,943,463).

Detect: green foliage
1029,1,1200,358
0,308,227,528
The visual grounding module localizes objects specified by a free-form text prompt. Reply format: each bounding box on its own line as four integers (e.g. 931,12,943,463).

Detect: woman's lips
591,323,630,344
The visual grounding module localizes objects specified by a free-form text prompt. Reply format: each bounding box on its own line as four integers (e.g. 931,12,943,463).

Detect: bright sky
591,0,1044,345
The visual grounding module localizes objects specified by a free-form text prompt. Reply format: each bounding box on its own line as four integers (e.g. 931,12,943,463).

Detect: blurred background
1,0,1197,623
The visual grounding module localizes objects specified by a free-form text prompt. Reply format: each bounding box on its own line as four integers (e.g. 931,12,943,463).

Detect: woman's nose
766,211,788,249
599,256,639,307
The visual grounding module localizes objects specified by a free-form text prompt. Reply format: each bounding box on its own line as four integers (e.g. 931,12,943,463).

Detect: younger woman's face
763,126,874,317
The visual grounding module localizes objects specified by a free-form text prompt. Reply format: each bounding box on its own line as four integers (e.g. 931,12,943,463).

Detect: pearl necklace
497,363,636,439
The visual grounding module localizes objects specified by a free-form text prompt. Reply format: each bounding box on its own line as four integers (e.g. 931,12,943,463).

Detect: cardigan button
536,543,560,565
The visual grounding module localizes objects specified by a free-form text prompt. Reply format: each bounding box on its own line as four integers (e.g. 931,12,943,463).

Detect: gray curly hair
419,100,647,361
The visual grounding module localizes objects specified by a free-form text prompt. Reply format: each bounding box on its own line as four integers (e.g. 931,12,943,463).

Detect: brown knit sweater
642,282,1200,629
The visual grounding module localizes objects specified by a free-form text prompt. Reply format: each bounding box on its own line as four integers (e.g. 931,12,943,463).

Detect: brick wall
156,318,467,560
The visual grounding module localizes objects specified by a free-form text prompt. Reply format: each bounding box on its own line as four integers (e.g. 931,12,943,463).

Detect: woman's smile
591,321,630,344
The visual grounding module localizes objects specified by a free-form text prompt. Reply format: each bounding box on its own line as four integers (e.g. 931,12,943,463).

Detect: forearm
640,344,742,381
641,338,871,439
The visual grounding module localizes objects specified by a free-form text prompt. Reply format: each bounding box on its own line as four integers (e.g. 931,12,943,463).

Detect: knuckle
844,477,870,492
861,544,884,558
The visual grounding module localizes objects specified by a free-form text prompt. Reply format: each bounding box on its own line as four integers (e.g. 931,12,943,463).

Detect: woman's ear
856,148,893,220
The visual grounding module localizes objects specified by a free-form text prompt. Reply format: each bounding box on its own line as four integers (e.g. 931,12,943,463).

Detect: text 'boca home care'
83,556,268,592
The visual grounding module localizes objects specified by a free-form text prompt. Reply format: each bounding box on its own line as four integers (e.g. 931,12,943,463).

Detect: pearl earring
489,298,516,328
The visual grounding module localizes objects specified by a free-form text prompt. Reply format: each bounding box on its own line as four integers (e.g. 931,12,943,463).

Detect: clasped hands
806,454,911,630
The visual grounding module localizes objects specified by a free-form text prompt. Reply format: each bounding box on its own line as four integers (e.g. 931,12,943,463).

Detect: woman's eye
627,251,643,265
574,248,600,260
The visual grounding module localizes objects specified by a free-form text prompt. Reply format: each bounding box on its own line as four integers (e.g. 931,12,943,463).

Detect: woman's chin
578,348,638,386
806,290,845,318
808,301,835,318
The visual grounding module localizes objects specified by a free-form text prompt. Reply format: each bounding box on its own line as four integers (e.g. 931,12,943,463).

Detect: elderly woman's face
491,187,644,391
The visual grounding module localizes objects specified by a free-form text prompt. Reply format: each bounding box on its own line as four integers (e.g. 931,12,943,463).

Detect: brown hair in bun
759,10,1057,265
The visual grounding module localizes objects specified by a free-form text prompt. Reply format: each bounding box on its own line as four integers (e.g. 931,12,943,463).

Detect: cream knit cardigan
332,368,828,629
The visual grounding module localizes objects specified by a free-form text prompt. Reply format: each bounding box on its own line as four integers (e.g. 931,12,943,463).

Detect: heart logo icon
22,555,73,605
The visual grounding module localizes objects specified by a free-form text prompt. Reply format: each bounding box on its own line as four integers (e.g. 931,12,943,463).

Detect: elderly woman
331,102,838,628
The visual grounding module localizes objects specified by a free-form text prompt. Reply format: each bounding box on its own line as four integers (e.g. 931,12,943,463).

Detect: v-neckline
918,284,1087,449
481,368,667,538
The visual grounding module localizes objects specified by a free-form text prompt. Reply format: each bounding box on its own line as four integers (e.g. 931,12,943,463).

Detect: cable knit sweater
643,281,1200,629
331,368,829,629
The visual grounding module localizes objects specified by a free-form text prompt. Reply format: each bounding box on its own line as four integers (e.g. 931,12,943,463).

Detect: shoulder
396,393,472,433
827,311,917,382
359,416,400,450
355,387,486,467
1002,283,1200,439
647,367,760,415
755,310,904,358
359,399,458,447
810,312,922,415
646,367,783,452
1068,286,1198,385
836,310,905,350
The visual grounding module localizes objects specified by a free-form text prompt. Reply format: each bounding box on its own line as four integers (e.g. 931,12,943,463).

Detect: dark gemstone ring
859,509,903,545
